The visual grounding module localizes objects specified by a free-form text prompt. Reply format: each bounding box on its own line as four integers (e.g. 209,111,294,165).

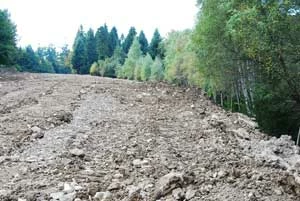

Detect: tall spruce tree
109,27,119,57
72,25,88,74
138,31,149,55
95,24,110,60
122,27,137,54
86,28,97,67
0,9,17,65
149,29,163,59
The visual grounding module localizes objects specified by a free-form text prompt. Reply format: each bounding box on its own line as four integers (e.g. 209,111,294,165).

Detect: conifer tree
0,9,17,65
149,29,163,59
109,27,119,57
95,24,110,60
122,27,137,54
122,37,142,79
150,57,164,81
138,31,149,55
141,54,153,81
72,25,88,74
86,28,98,67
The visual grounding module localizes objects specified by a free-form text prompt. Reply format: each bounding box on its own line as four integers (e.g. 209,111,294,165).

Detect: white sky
0,0,198,49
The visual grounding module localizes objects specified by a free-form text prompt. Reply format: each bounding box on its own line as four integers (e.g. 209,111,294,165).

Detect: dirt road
0,73,299,201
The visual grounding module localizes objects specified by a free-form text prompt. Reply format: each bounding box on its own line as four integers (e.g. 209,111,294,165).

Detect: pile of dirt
0,73,299,201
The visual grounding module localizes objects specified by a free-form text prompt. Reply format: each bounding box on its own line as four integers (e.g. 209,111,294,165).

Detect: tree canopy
0,9,17,65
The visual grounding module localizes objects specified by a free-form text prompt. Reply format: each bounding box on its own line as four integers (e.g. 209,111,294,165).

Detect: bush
89,62,99,76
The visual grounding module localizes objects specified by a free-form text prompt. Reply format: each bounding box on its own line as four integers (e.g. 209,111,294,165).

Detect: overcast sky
0,0,198,49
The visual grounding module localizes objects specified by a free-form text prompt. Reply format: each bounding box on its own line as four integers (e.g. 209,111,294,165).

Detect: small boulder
135,94,143,102
107,182,121,191
69,148,85,157
154,172,184,199
31,126,41,133
185,188,196,200
50,191,76,201
63,183,75,194
127,186,142,200
32,132,44,139
94,191,112,201
172,188,185,200
132,159,149,168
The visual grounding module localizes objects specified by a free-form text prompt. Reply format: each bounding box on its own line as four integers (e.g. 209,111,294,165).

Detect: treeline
16,45,72,74
71,24,163,77
192,0,300,140
0,9,71,73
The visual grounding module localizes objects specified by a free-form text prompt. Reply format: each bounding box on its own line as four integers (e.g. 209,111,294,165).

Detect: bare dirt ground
0,73,300,201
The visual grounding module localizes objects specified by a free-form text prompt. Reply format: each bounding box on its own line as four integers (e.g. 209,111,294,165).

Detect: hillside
0,73,299,201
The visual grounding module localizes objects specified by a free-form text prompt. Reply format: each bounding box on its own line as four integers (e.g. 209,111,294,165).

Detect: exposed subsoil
0,73,299,201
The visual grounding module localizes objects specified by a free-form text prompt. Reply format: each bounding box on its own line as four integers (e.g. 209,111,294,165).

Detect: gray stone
0,189,12,197
136,94,143,102
274,189,283,195
69,148,85,157
63,183,75,193
50,191,76,201
127,186,142,200
132,159,149,168
113,173,124,179
94,191,112,200
31,126,41,133
154,172,184,199
32,132,44,139
172,188,184,200
107,182,121,191
185,187,196,200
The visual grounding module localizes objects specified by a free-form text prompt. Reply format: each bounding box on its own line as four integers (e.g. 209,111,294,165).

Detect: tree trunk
297,127,300,146
238,64,251,114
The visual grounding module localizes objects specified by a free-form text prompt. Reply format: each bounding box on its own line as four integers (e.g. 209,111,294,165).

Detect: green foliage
140,54,153,81
138,31,149,55
86,28,98,67
89,56,121,78
254,82,300,139
17,45,71,74
89,62,99,76
149,29,163,59
57,45,72,74
134,60,142,81
150,57,164,81
72,25,88,74
193,0,300,140
109,27,120,57
0,9,17,65
95,24,110,60
164,30,200,86
121,37,143,80
122,27,137,54
112,45,126,65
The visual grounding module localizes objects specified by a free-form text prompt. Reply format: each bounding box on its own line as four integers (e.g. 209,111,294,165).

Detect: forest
0,0,300,141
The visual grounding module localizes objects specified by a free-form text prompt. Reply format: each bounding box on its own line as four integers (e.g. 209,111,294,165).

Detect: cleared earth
0,73,299,201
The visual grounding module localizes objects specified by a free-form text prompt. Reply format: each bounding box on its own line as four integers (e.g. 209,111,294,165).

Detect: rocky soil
0,73,299,201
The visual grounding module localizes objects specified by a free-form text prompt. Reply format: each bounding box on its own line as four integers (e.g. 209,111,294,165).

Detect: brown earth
0,73,299,201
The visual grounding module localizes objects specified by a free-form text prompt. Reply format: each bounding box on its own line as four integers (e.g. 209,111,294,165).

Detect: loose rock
154,172,184,199
69,148,85,157
94,191,112,201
